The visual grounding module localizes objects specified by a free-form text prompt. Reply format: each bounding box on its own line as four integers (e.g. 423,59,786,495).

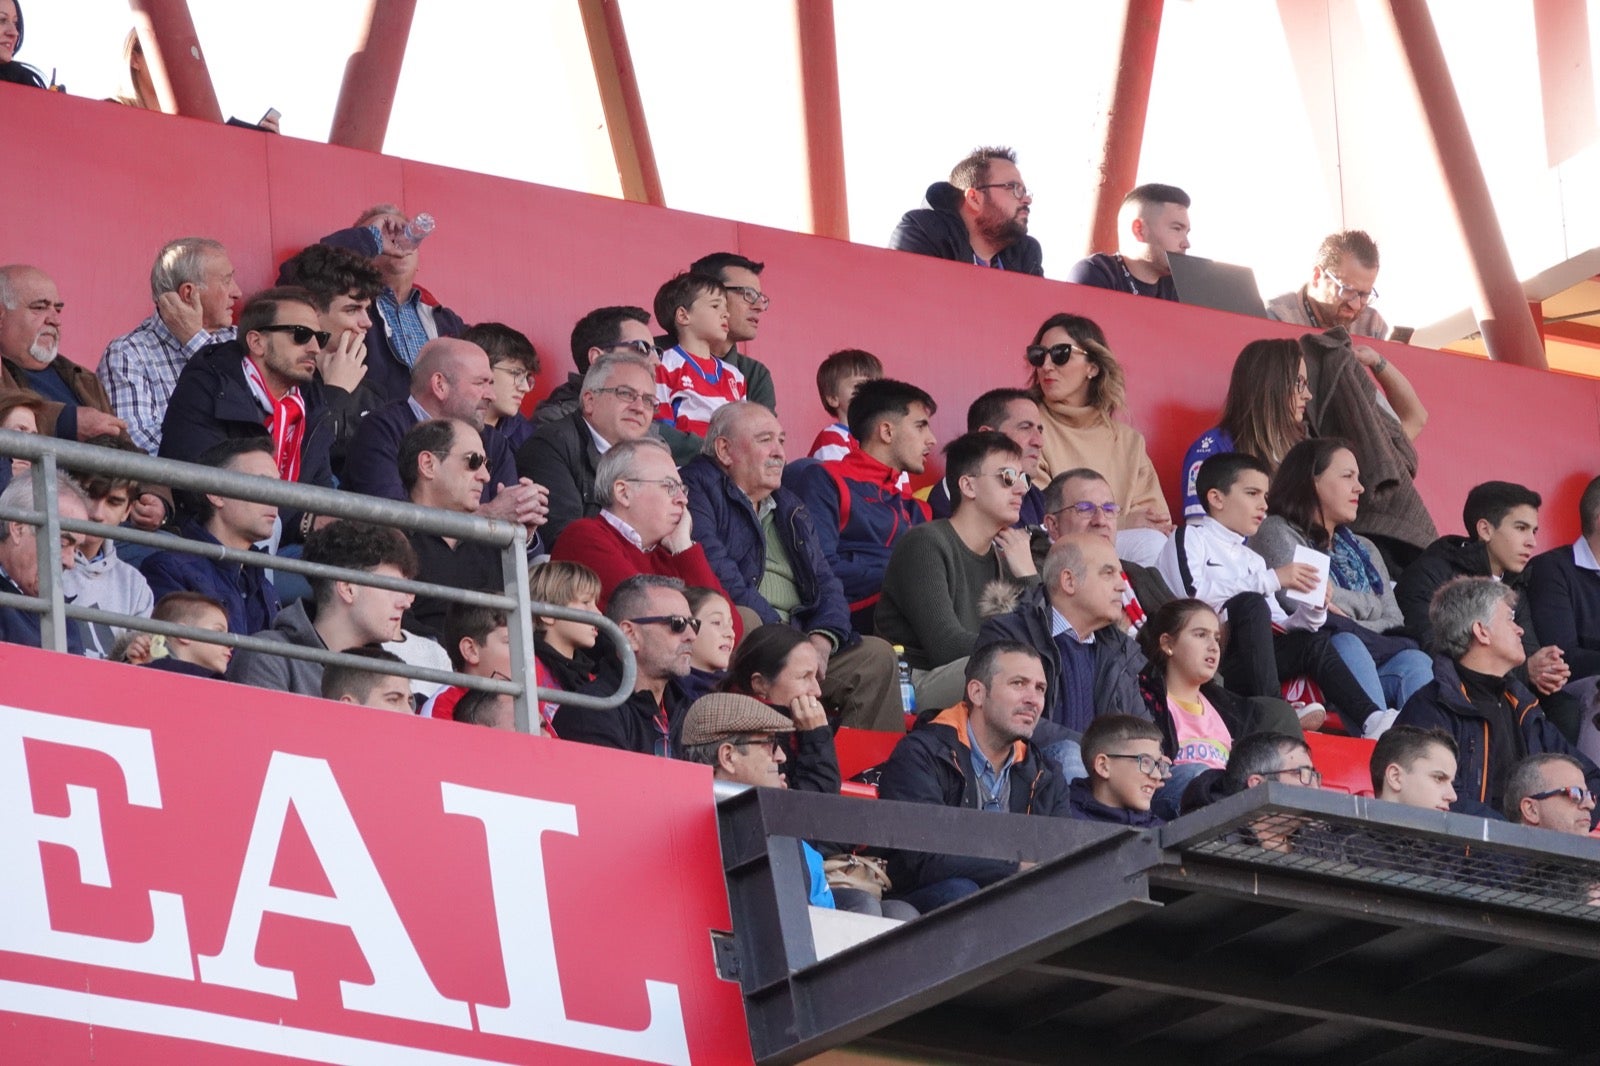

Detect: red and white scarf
241,356,306,483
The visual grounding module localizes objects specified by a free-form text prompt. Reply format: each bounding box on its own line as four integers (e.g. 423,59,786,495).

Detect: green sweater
874,519,1039,670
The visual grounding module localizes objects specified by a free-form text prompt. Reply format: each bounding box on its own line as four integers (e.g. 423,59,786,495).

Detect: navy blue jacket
159,340,334,540
976,583,1150,735
318,225,467,407
139,520,281,636
341,399,516,504
0,570,85,654
1066,778,1163,827
888,182,1044,275
1527,543,1600,679
876,700,1070,893
681,455,854,642
1396,655,1600,822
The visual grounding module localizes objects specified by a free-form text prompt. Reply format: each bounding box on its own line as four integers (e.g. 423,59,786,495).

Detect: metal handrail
0,428,636,730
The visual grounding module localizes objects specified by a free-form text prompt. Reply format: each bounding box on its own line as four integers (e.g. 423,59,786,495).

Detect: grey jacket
1250,515,1403,633
225,600,326,697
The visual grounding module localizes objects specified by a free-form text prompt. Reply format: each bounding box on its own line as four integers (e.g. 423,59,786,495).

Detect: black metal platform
715,783,1600,1065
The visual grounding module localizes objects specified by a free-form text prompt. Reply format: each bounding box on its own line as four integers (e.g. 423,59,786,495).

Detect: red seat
839,781,879,799
834,727,904,780
1304,732,1377,797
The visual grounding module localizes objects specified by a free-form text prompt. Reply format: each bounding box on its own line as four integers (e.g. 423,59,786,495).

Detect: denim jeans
1330,634,1433,711
893,877,981,913
1152,761,1213,821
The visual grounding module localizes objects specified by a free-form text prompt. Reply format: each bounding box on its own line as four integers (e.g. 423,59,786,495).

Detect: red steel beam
579,0,665,207
1542,321,1600,350
1088,0,1164,254
1384,1,1547,369
795,0,850,240
127,0,222,122
328,0,418,153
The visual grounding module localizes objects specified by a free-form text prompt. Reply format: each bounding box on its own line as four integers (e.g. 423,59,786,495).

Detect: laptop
1167,252,1269,318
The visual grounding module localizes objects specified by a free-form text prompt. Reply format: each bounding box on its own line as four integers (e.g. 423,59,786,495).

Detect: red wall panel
7,84,1596,543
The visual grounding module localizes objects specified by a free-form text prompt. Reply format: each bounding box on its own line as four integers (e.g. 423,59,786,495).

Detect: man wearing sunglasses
1266,230,1392,340
161,287,336,543
888,146,1043,275
1505,754,1598,836
517,351,658,545
928,389,1047,539
1396,576,1600,825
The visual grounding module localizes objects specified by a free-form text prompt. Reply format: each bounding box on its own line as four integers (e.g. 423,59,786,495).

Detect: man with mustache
682,401,901,731
0,264,129,444
888,147,1042,275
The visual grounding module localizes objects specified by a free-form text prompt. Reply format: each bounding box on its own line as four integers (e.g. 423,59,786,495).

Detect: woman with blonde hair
1027,312,1171,539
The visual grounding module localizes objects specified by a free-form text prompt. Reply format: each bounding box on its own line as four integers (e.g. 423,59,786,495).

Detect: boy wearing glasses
1396,576,1600,824
928,388,1048,534
1265,230,1392,340
653,272,745,439
888,146,1043,275
464,322,540,453
1069,714,1167,827
876,432,1041,712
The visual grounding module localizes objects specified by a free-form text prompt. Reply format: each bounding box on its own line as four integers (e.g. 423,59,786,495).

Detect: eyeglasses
1260,765,1323,787
493,365,533,387
592,384,653,408
1530,785,1597,806
623,476,687,499
1324,270,1379,305
967,467,1025,488
24,299,65,314
732,735,785,757
1104,752,1174,778
975,181,1030,200
606,339,661,360
454,450,487,471
1026,343,1086,368
256,324,332,348
724,285,771,311
1294,376,1312,397
1052,500,1121,520
629,614,702,635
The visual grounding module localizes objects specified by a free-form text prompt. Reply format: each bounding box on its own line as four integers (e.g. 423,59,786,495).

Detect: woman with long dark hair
719,624,840,795
1253,437,1432,716
1179,338,1310,519
0,1,47,89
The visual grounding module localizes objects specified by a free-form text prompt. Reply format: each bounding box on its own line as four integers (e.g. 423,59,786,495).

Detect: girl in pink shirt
1139,598,1236,818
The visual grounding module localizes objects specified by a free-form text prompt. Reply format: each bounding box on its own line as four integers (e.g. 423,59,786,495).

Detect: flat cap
680,692,796,747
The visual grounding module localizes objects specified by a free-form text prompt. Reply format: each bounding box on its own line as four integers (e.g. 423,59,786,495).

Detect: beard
29,336,58,363
977,207,1028,247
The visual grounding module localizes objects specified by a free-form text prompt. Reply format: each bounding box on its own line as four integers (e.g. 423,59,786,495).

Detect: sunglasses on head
1026,343,1086,368
257,323,333,348
630,614,702,635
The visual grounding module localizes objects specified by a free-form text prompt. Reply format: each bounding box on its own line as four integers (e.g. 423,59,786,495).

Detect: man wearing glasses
554,573,698,756
1396,576,1600,824
888,146,1043,276
1069,714,1168,827
877,431,1042,712
550,438,728,616
518,352,658,545
1266,230,1392,340
928,388,1048,537
1505,754,1597,836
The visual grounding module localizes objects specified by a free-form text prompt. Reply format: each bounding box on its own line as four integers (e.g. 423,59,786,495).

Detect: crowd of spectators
0,128,1595,927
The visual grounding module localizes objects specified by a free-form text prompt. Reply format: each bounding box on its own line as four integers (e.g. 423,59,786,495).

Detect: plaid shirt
375,286,430,369
99,312,236,454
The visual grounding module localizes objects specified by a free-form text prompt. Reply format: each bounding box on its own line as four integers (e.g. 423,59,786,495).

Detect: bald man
341,337,549,529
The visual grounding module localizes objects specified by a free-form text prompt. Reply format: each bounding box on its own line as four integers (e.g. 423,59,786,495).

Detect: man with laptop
1067,184,1191,301
1266,230,1393,340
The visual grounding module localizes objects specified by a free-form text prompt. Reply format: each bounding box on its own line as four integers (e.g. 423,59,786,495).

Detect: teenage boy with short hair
143,591,232,679
1070,714,1167,826
809,348,883,461
320,645,416,713
463,322,540,453
1157,452,1389,737
423,602,512,721
63,456,154,660
653,272,744,438
1370,725,1459,811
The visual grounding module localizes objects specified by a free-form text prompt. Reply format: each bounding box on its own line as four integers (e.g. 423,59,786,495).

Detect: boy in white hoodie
1158,452,1394,738
63,465,155,660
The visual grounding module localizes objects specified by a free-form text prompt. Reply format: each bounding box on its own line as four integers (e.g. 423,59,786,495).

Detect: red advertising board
0,645,754,1064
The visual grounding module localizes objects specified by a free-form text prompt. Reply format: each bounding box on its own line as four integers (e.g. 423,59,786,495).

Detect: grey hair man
99,237,243,455
1504,753,1597,835
516,350,657,544
0,473,89,652
1394,576,1600,823
0,265,130,446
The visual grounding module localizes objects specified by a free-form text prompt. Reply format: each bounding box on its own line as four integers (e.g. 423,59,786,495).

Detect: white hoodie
60,540,155,659
1156,515,1326,632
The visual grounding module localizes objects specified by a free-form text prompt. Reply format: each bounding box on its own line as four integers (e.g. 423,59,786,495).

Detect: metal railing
0,428,635,732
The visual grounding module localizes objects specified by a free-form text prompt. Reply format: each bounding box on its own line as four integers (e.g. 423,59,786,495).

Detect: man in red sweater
550,437,728,613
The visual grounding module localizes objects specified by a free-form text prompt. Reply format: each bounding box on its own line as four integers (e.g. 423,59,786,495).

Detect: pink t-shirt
1168,693,1232,770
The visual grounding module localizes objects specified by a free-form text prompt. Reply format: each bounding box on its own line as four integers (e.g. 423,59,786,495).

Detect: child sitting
653,272,744,437
809,348,883,460
1069,714,1167,827
141,592,233,680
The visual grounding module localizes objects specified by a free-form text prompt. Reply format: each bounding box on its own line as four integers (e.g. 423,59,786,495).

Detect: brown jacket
1,354,117,439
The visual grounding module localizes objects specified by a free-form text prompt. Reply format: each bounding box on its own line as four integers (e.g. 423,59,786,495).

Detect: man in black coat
877,641,1069,912
888,147,1042,275
160,287,334,543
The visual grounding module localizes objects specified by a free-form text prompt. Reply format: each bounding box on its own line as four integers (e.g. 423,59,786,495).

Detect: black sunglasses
257,323,332,348
1026,343,1086,368
630,614,702,635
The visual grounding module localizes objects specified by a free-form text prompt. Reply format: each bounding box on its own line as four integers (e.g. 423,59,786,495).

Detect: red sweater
550,515,729,612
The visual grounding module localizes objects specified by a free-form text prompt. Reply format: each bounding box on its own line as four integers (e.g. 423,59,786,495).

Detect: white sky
20,0,1600,337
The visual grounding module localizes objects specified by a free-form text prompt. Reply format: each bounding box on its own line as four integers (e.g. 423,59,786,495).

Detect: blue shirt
966,719,1016,811
376,287,430,369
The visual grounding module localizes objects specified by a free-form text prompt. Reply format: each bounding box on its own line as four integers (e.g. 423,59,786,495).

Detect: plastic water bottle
392,212,435,252
893,644,916,716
